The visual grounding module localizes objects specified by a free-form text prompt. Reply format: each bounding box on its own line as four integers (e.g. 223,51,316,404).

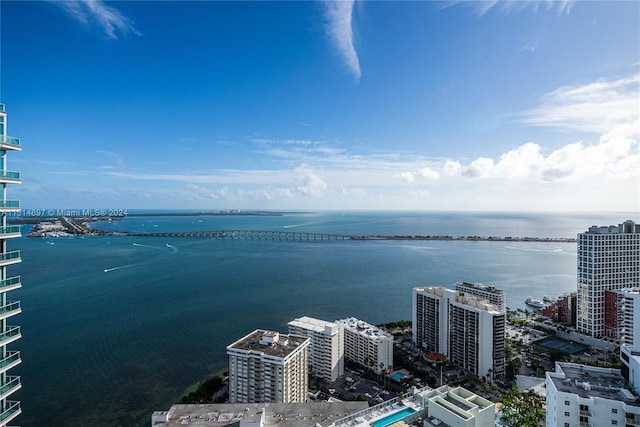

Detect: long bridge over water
127,230,352,240
123,229,576,243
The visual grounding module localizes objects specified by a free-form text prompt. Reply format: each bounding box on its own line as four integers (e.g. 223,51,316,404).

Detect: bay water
11,211,633,426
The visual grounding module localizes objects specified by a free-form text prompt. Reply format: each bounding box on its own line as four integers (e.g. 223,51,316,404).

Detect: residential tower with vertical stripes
0,103,22,426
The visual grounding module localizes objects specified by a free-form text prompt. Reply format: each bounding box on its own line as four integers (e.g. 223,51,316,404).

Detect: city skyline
1,0,638,212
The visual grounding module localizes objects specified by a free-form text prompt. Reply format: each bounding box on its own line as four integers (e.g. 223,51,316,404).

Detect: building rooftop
227,330,309,359
548,362,640,406
583,220,639,234
415,286,502,314
289,316,340,333
455,281,504,295
336,318,391,339
153,402,370,427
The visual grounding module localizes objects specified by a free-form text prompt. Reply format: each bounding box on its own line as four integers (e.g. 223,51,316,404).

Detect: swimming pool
370,407,416,427
390,372,407,381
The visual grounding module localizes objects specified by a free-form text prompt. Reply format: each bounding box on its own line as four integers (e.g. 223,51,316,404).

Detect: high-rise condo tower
0,103,22,425
576,220,640,337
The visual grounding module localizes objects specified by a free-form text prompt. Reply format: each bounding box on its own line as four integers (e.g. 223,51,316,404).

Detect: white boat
543,295,555,303
525,297,545,308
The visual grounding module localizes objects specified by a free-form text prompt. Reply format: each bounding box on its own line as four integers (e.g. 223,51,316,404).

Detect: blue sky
1,0,638,212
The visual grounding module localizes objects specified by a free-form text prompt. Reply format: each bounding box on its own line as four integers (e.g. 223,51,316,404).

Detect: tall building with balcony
227,330,309,404
413,286,505,380
0,104,22,425
577,220,640,338
288,316,344,382
335,318,393,375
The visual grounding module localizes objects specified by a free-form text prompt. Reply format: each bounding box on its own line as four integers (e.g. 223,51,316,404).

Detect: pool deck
332,395,423,427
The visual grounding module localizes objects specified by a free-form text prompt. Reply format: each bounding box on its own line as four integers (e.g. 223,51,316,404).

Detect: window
612,408,618,413
611,421,617,425
565,412,570,416
565,400,570,405
564,423,570,427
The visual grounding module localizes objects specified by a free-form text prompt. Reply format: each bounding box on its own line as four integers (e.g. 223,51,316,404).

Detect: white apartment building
546,361,640,427
622,290,640,346
455,281,506,312
227,330,309,404
288,316,344,382
413,286,505,380
335,318,393,375
577,220,640,338
621,346,640,394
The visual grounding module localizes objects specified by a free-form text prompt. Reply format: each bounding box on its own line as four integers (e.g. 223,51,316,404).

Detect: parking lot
317,369,398,404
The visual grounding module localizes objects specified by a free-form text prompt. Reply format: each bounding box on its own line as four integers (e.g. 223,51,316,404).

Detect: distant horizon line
12,208,639,214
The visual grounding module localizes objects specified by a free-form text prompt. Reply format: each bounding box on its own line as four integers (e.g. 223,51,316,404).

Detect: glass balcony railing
0,301,20,317
0,326,21,344
0,200,19,209
0,171,19,181
0,276,21,290
0,376,21,398
0,351,20,370
0,400,20,423
0,104,5,113
0,135,20,149
0,225,21,235
0,251,20,263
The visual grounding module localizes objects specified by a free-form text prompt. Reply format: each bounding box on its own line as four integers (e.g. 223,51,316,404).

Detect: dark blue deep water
10,211,635,426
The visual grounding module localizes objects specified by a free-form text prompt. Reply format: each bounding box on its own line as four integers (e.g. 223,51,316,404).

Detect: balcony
0,226,21,239
0,376,21,401
0,250,21,266
0,400,21,425
0,276,21,292
0,326,21,346
579,423,591,427
0,136,21,151
0,351,20,374
580,410,592,416
0,171,20,183
0,302,21,320
0,200,19,212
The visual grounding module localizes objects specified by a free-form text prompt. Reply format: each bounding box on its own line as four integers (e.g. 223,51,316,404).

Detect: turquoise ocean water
10,211,635,426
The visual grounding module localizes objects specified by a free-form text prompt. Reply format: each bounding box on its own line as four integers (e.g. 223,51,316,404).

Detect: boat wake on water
104,265,135,273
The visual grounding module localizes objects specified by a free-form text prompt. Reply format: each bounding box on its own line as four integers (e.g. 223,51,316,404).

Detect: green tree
499,389,545,426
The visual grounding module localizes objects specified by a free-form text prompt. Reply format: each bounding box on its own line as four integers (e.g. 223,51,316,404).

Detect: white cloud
519,74,640,134
322,0,361,81
443,160,462,176
53,0,141,39
455,0,575,17
463,157,495,178
294,165,328,198
417,167,440,180
398,172,415,182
